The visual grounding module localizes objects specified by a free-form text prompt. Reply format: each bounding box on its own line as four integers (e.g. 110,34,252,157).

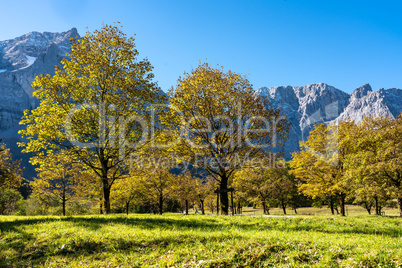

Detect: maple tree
0,142,23,190
19,24,164,213
194,175,215,215
233,168,273,215
265,165,298,215
30,151,86,216
166,62,289,214
344,114,402,217
111,175,139,215
173,171,198,215
290,122,355,216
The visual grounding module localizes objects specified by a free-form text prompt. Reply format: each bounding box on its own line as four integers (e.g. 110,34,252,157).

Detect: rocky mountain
256,83,402,159
0,28,79,179
0,28,78,131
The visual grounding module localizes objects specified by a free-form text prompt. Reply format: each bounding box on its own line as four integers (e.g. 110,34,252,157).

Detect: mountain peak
0,28,79,71
255,83,402,159
351,83,372,99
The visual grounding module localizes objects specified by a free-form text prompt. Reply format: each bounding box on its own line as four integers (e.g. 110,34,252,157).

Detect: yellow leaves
0,144,23,189
290,122,350,199
30,151,88,206
291,113,402,211
20,24,163,190
343,114,402,201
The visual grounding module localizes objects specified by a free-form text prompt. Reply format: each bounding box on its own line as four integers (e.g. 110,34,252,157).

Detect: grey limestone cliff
0,28,79,179
256,83,402,159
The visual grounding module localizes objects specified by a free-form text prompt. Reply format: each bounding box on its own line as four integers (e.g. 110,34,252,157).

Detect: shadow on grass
1,214,401,238
0,222,243,267
1,215,401,266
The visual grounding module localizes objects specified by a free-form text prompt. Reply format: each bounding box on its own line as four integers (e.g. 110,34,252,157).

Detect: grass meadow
0,209,401,267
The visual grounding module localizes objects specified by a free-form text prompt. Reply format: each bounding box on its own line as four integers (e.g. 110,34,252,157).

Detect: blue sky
1,0,402,93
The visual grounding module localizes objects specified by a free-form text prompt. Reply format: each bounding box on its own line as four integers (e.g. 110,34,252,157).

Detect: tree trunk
102,177,111,214
216,192,219,215
294,207,298,214
99,198,103,214
398,198,402,218
339,194,346,216
366,206,371,215
262,201,270,215
185,200,189,215
159,193,163,215
329,196,335,215
220,177,229,215
374,196,379,215
281,200,286,215
200,199,205,215
62,195,66,216
365,202,371,215
231,191,234,216
126,201,130,215
220,192,229,215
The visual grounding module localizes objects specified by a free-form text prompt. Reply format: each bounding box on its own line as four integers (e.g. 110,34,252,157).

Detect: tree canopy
165,62,289,214
19,24,164,213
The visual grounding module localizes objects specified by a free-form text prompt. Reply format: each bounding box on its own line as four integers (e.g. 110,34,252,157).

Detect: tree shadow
1,214,401,238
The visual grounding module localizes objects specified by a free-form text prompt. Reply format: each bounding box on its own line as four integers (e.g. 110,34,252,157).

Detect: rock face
0,28,79,179
0,28,78,132
255,83,402,159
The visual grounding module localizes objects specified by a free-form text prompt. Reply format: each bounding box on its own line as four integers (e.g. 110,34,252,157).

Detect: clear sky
1,0,402,93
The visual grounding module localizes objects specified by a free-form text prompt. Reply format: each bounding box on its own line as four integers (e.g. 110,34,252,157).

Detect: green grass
0,214,401,267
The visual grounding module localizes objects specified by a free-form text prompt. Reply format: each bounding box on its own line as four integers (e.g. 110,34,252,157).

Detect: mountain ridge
255,83,402,159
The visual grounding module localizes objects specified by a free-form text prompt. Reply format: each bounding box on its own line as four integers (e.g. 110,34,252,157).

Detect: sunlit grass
0,213,401,267
202,205,400,217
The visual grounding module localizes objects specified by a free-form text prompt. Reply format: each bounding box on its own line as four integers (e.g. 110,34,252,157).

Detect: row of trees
27,152,307,216
290,116,402,217
9,112,401,217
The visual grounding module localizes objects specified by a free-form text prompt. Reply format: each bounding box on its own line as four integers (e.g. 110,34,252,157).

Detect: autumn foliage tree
194,175,215,215
111,175,139,214
133,169,175,215
174,171,198,215
30,151,86,216
166,62,288,214
290,122,354,216
266,165,298,215
233,168,273,215
19,24,164,213
0,142,23,190
344,114,402,217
